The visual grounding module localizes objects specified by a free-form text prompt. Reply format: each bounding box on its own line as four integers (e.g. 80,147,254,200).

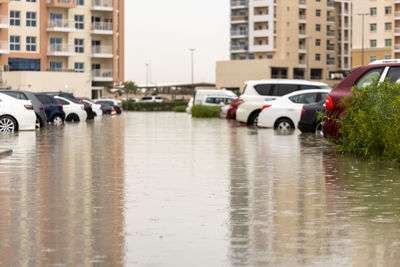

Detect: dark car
0,90,47,128
298,96,329,135
46,92,95,120
95,100,120,115
227,98,241,119
323,61,400,139
35,93,65,125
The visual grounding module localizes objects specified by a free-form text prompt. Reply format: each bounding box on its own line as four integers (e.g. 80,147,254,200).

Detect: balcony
299,0,306,7
231,30,248,38
394,44,400,52
47,0,77,8
231,0,248,8
91,45,113,58
92,69,113,82
91,21,113,35
0,0,10,3
91,0,113,11
0,16,8,28
47,44,75,56
47,19,76,32
0,41,9,54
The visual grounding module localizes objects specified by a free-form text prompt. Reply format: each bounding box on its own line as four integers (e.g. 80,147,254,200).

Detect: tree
123,81,138,97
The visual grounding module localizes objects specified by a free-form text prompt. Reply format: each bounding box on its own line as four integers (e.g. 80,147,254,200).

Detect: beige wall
2,71,91,97
352,48,392,66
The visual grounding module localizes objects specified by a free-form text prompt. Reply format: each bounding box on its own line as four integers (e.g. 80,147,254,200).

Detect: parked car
236,79,330,126
96,97,122,106
257,89,331,133
35,93,65,125
323,60,400,139
193,89,237,106
0,90,47,128
0,92,36,132
54,96,87,122
81,98,103,117
225,98,241,119
95,100,121,114
298,96,329,135
186,97,193,113
47,92,95,120
138,96,164,102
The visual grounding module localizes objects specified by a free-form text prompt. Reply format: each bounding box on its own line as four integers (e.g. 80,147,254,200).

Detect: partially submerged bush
122,101,188,111
173,105,186,112
191,105,220,118
339,81,400,160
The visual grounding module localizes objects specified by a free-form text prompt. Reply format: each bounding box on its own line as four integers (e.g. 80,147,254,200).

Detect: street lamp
145,63,149,94
189,49,195,92
357,12,369,65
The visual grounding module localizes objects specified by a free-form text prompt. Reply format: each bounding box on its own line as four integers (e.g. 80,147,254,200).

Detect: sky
125,1,230,85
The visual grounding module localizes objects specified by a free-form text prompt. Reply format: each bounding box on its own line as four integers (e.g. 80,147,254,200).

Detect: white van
193,89,237,106
235,79,330,126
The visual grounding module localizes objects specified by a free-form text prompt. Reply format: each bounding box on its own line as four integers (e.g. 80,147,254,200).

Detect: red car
323,60,400,139
226,98,242,119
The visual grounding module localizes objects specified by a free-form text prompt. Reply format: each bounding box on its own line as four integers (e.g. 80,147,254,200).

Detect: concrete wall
2,71,91,97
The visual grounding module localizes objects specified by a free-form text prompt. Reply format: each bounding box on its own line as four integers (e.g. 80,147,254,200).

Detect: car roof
245,79,329,86
282,89,331,98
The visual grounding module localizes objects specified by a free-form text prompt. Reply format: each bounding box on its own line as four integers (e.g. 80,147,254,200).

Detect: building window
370,23,376,32
74,62,84,72
74,39,84,53
26,0,36,2
74,15,84,29
10,35,20,51
385,55,392,60
50,61,62,70
26,36,36,51
267,55,273,59
315,54,320,61
315,9,321,17
385,6,392,15
369,56,377,63
259,55,263,59
315,39,321,46
370,40,377,48
385,23,392,31
385,39,392,47
370,7,377,16
315,24,321,31
26,12,36,27
10,11,20,26
8,58,40,71
78,0,84,5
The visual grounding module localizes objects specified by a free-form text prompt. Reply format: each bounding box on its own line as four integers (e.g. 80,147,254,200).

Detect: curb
0,149,12,158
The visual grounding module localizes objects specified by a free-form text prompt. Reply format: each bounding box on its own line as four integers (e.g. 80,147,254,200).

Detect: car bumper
18,111,36,131
298,121,315,133
235,107,250,123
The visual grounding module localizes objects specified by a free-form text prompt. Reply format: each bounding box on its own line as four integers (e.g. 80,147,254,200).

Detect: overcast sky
125,1,230,85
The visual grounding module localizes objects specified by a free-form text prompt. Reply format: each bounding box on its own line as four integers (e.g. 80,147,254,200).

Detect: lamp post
145,63,149,94
189,49,195,92
304,36,313,80
357,13,369,65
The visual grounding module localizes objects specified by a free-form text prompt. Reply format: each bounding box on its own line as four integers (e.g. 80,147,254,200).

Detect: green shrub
339,80,400,160
191,105,221,118
122,101,188,111
173,105,187,112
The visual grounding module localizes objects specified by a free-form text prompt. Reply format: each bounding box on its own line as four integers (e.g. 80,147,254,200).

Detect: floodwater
1,112,400,266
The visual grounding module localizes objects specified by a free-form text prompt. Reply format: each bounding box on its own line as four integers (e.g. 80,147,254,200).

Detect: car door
288,92,319,124
57,98,72,116
385,66,400,84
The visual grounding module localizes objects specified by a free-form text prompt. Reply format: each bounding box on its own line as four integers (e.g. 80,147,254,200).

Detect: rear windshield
254,84,299,96
1,91,29,100
36,95,53,104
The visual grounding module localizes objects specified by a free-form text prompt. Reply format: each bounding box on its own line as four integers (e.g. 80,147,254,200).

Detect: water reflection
0,117,125,266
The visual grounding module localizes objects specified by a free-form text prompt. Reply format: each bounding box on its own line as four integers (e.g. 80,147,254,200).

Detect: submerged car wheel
35,117,41,129
248,111,260,127
275,118,294,135
0,115,17,133
314,122,324,137
52,115,63,126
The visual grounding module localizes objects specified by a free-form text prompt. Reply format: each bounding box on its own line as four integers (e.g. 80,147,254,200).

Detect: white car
0,92,36,132
236,79,330,126
193,89,236,105
138,96,164,102
55,96,87,122
95,98,122,106
257,89,331,133
82,98,103,117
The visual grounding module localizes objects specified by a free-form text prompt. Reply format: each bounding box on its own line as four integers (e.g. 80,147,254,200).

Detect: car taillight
261,105,271,112
24,104,33,110
59,104,63,110
100,106,102,110
301,108,306,115
326,95,334,110
40,104,44,110
80,99,84,104
237,99,244,106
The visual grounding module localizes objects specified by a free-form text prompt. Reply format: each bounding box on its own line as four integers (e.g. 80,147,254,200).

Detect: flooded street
1,112,400,266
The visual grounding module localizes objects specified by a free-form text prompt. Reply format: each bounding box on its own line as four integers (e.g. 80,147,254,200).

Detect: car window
321,93,329,100
1,91,29,100
58,99,69,105
273,84,298,96
254,84,273,95
36,95,53,104
386,67,400,84
289,93,318,104
356,68,383,88
299,85,318,90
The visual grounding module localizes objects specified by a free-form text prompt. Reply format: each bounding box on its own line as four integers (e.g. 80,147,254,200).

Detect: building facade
0,0,124,98
352,0,396,66
217,0,352,91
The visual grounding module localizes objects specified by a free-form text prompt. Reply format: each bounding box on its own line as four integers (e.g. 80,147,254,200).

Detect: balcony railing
91,45,113,56
231,0,248,7
231,44,248,50
91,0,113,10
47,0,75,8
92,69,113,81
231,15,248,21
327,30,335,36
395,44,400,50
47,19,75,31
231,30,248,36
47,44,74,55
0,41,9,54
91,21,113,32
299,0,306,5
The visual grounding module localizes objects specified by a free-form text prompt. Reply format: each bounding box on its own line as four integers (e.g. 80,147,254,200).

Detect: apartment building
352,0,396,66
216,0,352,91
0,0,124,98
